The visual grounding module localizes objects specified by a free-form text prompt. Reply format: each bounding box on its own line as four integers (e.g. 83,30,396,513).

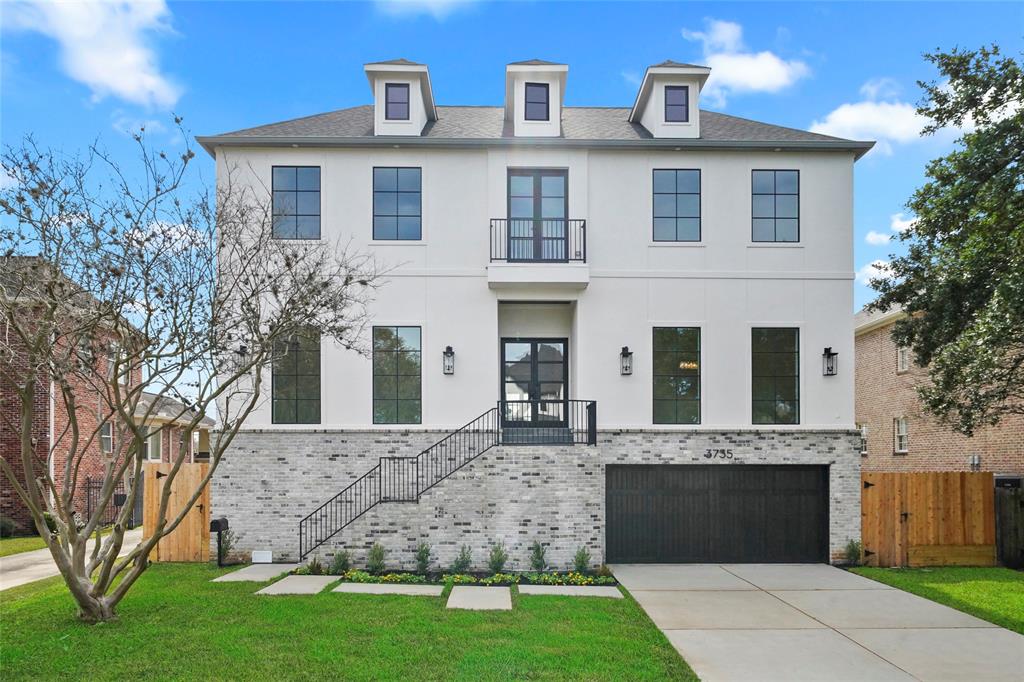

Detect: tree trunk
75,593,118,624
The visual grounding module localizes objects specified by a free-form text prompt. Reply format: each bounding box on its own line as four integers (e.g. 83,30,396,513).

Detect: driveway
611,563,1024,682
0,528,144,591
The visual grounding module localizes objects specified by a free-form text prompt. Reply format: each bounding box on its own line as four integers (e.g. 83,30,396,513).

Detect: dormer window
524,82,549,121
665,85,689,123
385,83,410,121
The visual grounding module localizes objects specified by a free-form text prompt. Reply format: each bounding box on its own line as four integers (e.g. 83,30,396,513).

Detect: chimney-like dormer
364,59,437,136
629,61,711,139
504,59,568,138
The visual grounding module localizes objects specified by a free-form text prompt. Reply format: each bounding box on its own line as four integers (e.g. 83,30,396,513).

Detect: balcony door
501,338,568,427
507,169,568,262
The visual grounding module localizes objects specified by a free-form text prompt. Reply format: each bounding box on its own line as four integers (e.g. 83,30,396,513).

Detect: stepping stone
212,563,299,582
518,585,623,599
333,583,444,596
446,586,512,610
255,575,336,595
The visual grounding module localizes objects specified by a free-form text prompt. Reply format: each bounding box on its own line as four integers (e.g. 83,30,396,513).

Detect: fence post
587,402,597,446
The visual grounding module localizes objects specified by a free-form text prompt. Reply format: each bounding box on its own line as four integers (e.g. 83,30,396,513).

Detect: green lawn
0,564,695,681
852,566,1024,634
0,535,48,558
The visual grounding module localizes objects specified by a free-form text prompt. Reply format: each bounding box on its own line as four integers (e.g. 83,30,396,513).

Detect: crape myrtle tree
0,123,380,623
869,45,1024,435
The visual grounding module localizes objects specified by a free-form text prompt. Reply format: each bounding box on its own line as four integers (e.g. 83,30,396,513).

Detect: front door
507,169,568,262
501,338,568,426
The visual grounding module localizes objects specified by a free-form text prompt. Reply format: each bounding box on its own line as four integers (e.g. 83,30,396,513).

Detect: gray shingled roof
365,58,425,67
508,59,566,66
650,60,708,69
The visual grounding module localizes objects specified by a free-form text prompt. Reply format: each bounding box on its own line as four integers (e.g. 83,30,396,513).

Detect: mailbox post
210,518,229,567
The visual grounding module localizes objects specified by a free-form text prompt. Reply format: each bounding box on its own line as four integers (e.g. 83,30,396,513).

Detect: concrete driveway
0,528,144,591
611,563,1024,682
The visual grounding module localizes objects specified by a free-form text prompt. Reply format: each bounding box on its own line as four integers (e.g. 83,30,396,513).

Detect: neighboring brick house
855,306,1024,474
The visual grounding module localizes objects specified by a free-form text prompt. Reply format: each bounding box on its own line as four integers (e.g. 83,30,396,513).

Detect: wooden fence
995,487,1024,569
142,462,210,562
861,472,995,567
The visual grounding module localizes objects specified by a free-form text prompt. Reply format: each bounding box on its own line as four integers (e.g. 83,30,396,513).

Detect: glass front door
501,338,568,426
507,169,568,262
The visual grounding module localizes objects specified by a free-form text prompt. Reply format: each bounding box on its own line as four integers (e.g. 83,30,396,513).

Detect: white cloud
681,19,810,107
0,172,18,190
859,77,901,101
111,112,167,138
890,212,917,233
621,70,641,87
856,259,892,286
810,100,926,155
865,230,891,246
4,0,180,109
375,0,478,19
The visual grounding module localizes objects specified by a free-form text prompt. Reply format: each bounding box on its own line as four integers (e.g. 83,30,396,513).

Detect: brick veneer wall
212,428,861,568
856,321,1024,474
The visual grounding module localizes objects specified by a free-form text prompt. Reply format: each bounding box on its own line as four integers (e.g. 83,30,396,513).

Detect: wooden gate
861,472,995,567
142,463,210,562
995,487,1024,569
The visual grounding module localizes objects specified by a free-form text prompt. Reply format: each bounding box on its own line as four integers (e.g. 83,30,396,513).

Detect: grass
852,566,1024,634
0,564,696,681
0,528,115,558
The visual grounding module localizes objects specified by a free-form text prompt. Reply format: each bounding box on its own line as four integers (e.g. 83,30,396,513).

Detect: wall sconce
968,454,981,471
822,347,838,376
442,346,455,375
620,346,633,375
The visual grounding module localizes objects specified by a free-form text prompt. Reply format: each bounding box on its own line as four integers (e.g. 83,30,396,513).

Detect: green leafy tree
870,45,1024,435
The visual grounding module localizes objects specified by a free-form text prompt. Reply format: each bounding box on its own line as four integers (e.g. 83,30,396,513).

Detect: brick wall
212,428,861,568
855,321,1024,474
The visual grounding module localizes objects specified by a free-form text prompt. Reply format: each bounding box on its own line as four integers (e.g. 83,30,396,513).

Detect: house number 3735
703,448,734,459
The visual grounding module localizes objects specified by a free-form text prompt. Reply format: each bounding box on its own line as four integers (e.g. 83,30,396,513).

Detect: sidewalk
0,528,145,591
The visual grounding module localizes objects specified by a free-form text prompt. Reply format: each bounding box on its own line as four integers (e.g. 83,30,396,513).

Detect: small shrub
596,564,614,578
343,569,374,583
487,542,508,574
573,546,592,574
307,557,325,575
329,550,351,575
529,541,547,572
293,565,311,575
42,511,58,534
480,572,519,586
442,573,477,585
414,541,432,575
367,543,387,575
450,545,472,573
379,572,427,584
844,539,863,566
522,571,617,586
0,516,16,538
218,530,236,565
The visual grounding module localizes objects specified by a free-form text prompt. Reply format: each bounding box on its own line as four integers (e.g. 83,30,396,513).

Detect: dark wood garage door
606,465,829,563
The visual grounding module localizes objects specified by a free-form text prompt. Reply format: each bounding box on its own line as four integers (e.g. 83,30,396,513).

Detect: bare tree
0,123,380,623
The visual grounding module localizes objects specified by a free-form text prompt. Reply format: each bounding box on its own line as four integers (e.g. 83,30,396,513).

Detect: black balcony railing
490,218,587,263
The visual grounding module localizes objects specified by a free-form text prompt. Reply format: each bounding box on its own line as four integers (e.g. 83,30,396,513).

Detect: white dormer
504,60,568,138
629,61,711,139
364,59,437,136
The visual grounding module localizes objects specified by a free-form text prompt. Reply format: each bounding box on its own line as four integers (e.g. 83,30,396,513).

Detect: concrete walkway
0,528,145,591
612,563,1024,682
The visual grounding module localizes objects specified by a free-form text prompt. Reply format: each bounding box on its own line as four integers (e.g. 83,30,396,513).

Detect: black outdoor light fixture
822,347,839,376
620,346,634,375
442,345,455,375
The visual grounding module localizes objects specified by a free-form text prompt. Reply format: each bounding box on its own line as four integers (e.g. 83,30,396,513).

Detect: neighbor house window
272,331,321,424
894,417,909,453
653,327,701,424
385,83,410,120
752,327,800,424
272,166,321,240
144,427,162,462
653,169,700,241
373,326,421,424
373,167,421,240
896,346,910,373
524,82,549,121
100,422,113,454
752,170,799,242
665,85,689,122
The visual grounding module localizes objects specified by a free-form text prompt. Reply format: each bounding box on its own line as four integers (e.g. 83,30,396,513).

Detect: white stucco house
199,58,873,568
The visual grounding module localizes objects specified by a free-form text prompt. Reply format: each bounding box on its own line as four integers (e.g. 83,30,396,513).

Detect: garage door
606,464,829,563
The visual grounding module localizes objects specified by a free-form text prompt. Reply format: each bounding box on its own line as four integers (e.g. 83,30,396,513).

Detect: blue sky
2,1,1020,310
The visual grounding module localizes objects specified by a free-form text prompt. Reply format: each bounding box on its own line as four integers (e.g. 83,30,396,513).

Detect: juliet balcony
487,218,589,290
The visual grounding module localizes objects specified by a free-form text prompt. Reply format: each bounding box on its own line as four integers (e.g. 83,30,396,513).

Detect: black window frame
652,169,701,242
372,326,422,425
524,82,550,122
751,169,800,243
271,330,321,425
664,85,690,123
372,166,422,241
272,165,321,240
751,327,800,425
385,83,410,121
652,327,701,425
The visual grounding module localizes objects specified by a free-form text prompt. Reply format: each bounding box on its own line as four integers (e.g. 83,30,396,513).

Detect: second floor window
100,422,113,454
752,327,800,425
653,327,701,424
653,169,700,241
272,331,321,424
894,417,909,453
373,167,421,240
373,326,422,424
385,83,410,120
752,170,799,243
897,346,910,373
273,166,321,240
525,83,549,121
665,85,689,122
